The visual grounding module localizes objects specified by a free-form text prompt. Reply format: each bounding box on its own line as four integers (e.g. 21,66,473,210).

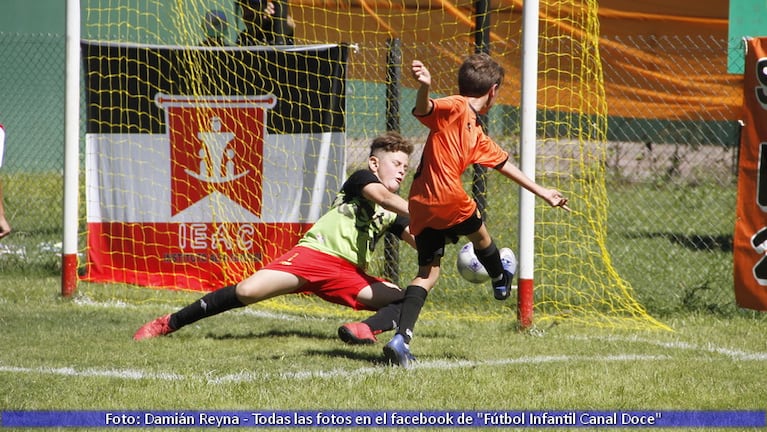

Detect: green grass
606,182,738,316
1,275,766,431
1,173,763,430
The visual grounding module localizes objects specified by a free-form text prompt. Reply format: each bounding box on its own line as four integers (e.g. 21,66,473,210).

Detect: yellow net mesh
81,0,669,331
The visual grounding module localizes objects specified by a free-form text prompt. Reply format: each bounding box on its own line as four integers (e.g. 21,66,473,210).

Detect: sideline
0,354,670,385
567,335,767,361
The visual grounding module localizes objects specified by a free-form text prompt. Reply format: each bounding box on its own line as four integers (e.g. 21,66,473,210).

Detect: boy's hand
543,189,570,212
411,60,431,87
264,1,275,17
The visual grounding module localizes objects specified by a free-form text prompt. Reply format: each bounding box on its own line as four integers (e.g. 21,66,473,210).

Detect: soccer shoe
492,273,511,300
338,322,378,345
493,249,518,300
383,334,416,368
492,269,515,301
491,249,517,300
501,248,518,278
133,314,174,341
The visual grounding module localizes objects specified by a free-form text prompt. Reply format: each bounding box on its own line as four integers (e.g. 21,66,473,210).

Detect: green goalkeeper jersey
298,169,408,270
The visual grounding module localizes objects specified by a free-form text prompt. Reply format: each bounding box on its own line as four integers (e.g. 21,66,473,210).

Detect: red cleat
337,322,378,345
133,314,174,341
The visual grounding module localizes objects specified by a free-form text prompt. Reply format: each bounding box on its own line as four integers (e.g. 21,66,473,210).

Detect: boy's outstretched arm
361,182,410,217
496,160,570,211
363,182,417,249
411,60,433,116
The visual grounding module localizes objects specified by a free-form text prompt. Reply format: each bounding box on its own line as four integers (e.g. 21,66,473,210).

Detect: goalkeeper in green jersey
134,131,415,345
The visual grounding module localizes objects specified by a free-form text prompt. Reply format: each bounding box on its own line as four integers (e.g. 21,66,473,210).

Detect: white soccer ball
456,242,517,284
456,242,489,284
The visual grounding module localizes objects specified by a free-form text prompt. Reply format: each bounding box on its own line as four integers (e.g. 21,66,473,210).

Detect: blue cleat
493,248,517,300
492,273,512,300
383,334,416,368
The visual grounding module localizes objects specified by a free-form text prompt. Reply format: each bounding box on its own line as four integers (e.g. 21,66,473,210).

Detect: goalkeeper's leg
134,269,303,340
133,285,245,340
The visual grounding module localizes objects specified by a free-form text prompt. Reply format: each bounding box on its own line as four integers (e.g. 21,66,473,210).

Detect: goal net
78,0,668,331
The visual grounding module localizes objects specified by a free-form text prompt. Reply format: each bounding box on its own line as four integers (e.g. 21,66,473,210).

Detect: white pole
517,0,540,327
307,132,332,221
62,0,81,296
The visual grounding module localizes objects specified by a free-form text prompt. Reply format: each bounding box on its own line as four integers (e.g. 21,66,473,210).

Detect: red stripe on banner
733,37,767,311
81,222,310,291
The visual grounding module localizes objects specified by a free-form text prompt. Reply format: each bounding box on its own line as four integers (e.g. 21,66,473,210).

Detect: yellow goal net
78,0,669,331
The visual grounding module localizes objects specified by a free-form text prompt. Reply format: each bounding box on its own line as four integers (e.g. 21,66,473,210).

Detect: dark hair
457,53,505,97
369,131,414,157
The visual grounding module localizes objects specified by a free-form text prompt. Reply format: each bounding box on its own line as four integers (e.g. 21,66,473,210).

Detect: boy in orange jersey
382,54,569,367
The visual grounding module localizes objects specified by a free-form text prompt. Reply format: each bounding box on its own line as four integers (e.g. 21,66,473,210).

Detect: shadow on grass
208,328,335,341
623,232,732,252
305,348,387,365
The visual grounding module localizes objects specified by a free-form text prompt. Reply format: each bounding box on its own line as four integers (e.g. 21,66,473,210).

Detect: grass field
2,273,766,431
1,172,765,430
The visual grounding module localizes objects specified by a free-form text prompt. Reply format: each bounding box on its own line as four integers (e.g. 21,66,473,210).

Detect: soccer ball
456,242,517,284
456,242,490,284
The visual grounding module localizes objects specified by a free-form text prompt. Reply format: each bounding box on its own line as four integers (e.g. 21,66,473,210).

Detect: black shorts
415,211,484,266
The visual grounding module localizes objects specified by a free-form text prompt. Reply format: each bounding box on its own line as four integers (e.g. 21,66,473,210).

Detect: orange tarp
598,0,741,119
733,37,767,310
291,0,741,120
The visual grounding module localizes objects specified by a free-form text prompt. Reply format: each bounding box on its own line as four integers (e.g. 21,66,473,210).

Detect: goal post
61,0,80,297
516,0,541,329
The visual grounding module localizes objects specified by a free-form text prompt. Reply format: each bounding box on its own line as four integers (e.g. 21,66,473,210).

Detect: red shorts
262,246,386,311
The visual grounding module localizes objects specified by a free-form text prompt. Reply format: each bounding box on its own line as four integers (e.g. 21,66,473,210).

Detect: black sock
475,241,503,280
169,285,245,330
362,300,403,333
396,285,428,344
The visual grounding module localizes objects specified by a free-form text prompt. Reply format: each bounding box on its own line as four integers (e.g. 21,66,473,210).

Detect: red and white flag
81,42,349,291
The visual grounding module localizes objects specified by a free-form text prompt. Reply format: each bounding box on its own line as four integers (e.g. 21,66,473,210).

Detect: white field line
209,354,669,383
0,365,183,381
567,335,767,361
82,297,767,361
0,354,669,385
13,298,763,384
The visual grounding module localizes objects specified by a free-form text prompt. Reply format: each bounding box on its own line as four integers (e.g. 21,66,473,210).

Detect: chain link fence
600,35,741,315
0,33,65,271
0,31,746,315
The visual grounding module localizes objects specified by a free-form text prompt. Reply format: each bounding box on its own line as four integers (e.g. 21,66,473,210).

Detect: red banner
733,37,767,310
86,222,305,291
157,94,274,217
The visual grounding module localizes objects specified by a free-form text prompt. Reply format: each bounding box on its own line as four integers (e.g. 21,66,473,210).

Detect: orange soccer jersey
408,95,509,236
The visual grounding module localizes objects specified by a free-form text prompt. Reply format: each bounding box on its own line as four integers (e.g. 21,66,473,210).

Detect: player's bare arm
361,182,410,217
411,60,433,116
496,160,570,211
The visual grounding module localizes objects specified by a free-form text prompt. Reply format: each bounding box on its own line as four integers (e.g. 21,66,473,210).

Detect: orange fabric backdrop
291,1,741,120
598,0,740,119
733,37,767,311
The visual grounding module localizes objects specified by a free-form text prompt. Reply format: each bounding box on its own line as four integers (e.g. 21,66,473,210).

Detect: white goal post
516,0,540,328
62,0,80,296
